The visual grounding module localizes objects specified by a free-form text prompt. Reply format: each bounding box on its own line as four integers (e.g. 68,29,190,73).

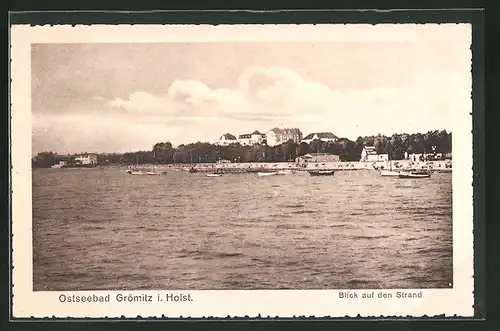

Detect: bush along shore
32,130,452,169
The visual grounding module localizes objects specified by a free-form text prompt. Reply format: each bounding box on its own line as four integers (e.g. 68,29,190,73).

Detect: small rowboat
257,172,278,177
126,170,147,175
206,174,222,177
308,170,335,176
398,171,431,178
380,170,400,177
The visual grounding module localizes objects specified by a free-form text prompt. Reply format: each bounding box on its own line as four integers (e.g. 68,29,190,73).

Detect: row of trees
32,130,452,168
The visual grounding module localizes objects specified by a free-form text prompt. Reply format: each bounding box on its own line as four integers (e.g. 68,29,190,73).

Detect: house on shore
359,146,388,162
296,153,340,166
265,128,303,146
217,133,238,146
75,154,98,165
301,132,338,144
405,152,452,162
52,153,98,168
239,130,266,146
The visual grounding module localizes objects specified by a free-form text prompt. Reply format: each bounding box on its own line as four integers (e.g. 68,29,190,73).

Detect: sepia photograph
11,22,475,318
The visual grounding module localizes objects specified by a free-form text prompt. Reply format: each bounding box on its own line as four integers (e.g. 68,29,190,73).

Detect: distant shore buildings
217,128,342,147
359,146,452,163
296,153,340,166
265,128,303,146
238,130,266,146
75,154,98,165
217,133,238,146
52,153,98,168
359,146,389,162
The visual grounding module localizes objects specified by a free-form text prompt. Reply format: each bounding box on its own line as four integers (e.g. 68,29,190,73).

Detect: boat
308,170,335,176
145,164,161,175
257,172,278,177
126,170,148,175
380,170,400,177
126,156,147,175
380,154,400,176
206,173,222,177
277,170,292,175
398,170,431,178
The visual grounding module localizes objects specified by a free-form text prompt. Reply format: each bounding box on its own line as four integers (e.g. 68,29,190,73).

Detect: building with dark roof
301,132,338,144
238,130,266,146
217,133,238,146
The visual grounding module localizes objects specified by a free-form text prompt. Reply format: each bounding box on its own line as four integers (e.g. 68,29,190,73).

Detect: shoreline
112,160,452,173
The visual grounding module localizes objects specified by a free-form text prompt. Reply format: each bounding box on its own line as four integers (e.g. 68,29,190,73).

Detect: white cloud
107,66,459,130
110,91,175,114
36,65,465,154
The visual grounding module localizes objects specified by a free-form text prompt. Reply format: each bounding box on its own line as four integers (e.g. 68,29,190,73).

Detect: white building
359,146,388,162
74,154,98,165
296,153,340,166
301,132,338,144
217,133,238,146
265,128,302,146
239,130,266,146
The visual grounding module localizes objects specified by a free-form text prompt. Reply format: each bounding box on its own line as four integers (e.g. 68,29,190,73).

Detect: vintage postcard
10,23,474,318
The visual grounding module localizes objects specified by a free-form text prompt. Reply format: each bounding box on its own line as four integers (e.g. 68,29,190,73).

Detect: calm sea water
32,167,452,291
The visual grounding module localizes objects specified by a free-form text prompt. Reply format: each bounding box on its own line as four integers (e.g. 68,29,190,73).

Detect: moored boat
308,170,335,176
398,170,431,178
257,172,278,177
126,170,148,175
380,155,400,177
206,173,222,177
380,170,400,177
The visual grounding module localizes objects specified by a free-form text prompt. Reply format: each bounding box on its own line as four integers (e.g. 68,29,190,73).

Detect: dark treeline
32,130,452,168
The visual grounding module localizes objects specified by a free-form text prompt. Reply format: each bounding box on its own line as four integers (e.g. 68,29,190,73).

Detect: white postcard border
10,24,474,318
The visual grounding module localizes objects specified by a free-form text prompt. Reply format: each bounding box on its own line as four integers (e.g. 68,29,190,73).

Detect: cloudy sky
31,25,471,154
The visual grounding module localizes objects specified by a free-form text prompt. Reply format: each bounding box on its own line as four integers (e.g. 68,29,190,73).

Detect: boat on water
380,155,400,177
126,170,148,175
308,170,335,176
257,172,278,177
206,173,222,177
126,155,160,175
398,170,431,178
277,170,292,175
380,170,400,177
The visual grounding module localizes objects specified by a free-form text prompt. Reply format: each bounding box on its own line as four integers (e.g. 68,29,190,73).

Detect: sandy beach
119,160,452,173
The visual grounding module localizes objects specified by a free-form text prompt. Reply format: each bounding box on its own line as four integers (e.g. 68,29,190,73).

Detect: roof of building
76,154,97,157
268,127,302,135
251,130,263,135
220,133,237,140
268,127,282,134
303,132,338,140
